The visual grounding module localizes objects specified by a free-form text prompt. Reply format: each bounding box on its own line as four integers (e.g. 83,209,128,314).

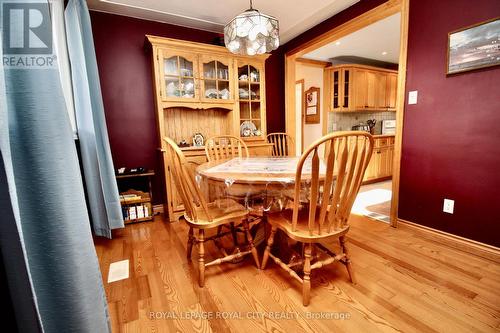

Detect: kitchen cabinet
352,69,367,110
363,135,395,182
386,73,398,110
376,72,387,109
330,68,352,112
365,71,378,108
325,64,398,112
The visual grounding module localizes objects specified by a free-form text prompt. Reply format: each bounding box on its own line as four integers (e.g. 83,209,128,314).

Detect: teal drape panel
0,35,41,333
0,0,110,331
65,0,124,238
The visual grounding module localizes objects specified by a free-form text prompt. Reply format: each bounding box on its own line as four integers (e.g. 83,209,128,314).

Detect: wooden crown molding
146,35,270,61
296,58,330,67
325,63,398,73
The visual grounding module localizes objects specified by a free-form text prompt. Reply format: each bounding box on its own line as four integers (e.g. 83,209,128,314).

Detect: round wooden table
197,157,324,260
197,156,326,213
196,156,325,190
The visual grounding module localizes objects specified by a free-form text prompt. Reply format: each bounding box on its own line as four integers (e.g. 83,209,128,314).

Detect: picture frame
192,133,204,147
446,17,500,75
304,87,320,124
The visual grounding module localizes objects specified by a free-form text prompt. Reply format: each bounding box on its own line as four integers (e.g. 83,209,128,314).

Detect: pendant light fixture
224,0,279,55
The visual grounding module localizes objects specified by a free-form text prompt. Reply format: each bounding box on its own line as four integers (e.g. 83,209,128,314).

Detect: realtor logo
2,2,55,68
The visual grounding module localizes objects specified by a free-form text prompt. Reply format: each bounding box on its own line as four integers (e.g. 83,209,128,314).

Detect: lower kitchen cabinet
363,136,394,182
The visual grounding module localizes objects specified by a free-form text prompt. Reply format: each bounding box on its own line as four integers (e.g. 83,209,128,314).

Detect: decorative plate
240,121,257,137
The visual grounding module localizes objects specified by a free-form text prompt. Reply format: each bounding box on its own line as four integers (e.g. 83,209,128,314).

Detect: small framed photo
304,87,320,124
447,17,500,75
192,133,204,147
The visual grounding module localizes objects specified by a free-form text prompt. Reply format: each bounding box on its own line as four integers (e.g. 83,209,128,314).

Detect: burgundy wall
90,11,221,204
399,0,500,246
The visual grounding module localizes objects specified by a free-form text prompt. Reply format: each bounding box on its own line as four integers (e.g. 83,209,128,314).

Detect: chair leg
243,220,260,268
302,243,312,306
230,222,239,248
197,229,205,287
187,227,194,260
340,235,356,284
261,226,277,269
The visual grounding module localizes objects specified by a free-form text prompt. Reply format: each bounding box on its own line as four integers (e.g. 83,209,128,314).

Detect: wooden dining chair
205,135,249,161
267,132,294,157
163,137,260,287
261,131,374,306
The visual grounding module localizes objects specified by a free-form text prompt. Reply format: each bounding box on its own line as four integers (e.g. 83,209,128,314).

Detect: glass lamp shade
224,9,279,55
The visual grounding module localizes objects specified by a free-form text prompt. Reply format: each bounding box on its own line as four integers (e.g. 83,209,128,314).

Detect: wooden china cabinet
146,35,271,221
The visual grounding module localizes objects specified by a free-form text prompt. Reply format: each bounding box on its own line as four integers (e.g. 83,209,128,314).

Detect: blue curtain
65,0,124,238
0,0,110,331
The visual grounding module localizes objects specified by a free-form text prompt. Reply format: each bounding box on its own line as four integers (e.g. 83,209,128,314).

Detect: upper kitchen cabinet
326,64,398,112
330,67,352,112
385,73,398,110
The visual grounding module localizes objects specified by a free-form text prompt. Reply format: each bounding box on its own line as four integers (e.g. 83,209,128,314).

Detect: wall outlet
408,90,418,104
443,199,454,214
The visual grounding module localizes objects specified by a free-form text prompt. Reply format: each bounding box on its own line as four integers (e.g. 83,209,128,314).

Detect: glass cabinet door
332,70,340,110
200,57,232,102
331,68,352,111
342,69,351,109
238,64,263,138
160,50,198,101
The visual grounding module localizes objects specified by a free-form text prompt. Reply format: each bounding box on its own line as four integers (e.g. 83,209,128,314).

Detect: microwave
382,120,396,135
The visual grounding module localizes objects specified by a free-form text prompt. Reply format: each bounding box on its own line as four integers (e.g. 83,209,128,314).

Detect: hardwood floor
355,180,392,222
94,214,500,333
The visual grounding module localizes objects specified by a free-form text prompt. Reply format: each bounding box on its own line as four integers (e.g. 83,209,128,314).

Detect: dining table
196,156,326,192
196,156,328,211
196,156,327,263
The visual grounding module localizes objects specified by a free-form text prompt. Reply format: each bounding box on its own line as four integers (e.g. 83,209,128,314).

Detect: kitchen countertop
373,134,395,138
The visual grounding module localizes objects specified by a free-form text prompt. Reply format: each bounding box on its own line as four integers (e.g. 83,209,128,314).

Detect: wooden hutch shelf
147,35,272,221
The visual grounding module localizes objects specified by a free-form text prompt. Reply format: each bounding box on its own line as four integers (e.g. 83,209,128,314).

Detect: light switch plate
443,199,454,214
408,90,418,104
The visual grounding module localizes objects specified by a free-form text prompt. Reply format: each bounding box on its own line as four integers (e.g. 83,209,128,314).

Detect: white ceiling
303,13,401,63
87,0,360,44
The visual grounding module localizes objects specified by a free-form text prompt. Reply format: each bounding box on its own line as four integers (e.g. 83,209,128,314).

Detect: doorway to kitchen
284,0,409,226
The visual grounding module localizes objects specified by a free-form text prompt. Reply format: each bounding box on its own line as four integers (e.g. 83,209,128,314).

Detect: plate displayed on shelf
240,120,257,137
239,88,249,99
205,88,218,99
220,89,230,99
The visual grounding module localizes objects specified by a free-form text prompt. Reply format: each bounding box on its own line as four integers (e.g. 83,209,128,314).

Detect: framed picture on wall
447,17,500,75
304,87,320,124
